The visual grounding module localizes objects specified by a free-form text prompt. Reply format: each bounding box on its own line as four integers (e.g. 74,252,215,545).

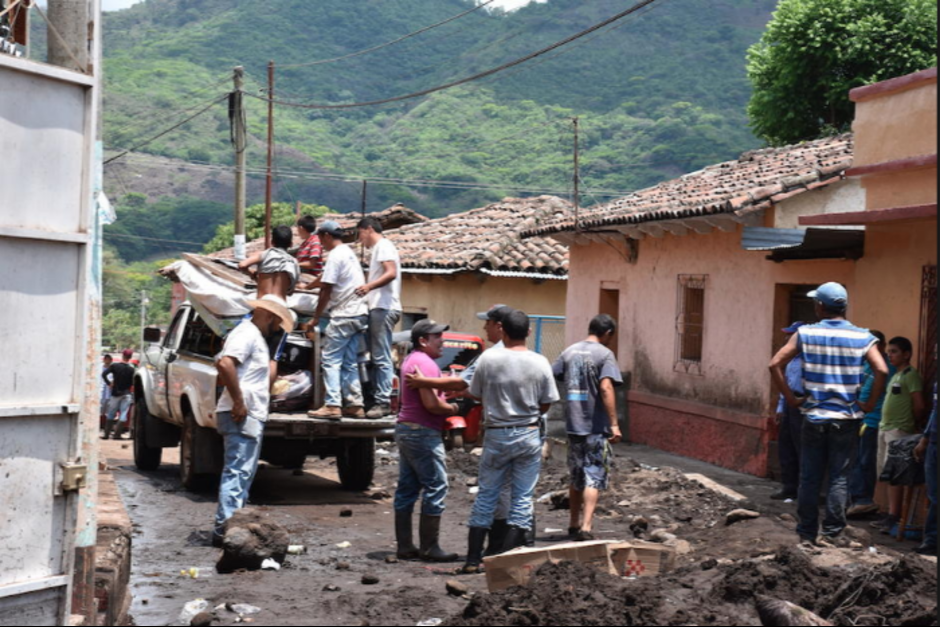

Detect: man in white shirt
214,295,295,547
309,221,370,420
356,217,403,419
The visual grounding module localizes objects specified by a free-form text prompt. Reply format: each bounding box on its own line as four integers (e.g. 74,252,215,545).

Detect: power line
280,0,499,69
106,77,232,137
104,94,229,165
247,0,663,111
104,231,208,248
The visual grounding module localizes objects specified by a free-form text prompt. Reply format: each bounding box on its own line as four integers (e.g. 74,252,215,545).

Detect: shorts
568,434,612,492
878,428,913,477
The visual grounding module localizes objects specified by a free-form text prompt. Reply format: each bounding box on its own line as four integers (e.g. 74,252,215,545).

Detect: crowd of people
770,282,937,556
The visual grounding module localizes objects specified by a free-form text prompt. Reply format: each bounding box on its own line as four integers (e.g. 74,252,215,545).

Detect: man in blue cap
772,322,806,501
770,282,889,545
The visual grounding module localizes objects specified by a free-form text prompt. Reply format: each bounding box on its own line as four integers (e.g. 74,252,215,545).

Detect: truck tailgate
265,414,397,440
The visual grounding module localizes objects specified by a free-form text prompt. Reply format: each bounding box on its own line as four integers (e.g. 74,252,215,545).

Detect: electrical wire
279,0,499,69
0,0,22,20
106,76,233,136
248,0,663,111
104,231,208,248
106,90,231,142
104,94,229,165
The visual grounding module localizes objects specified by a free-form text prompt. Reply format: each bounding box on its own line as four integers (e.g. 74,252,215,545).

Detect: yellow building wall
401,273,568,337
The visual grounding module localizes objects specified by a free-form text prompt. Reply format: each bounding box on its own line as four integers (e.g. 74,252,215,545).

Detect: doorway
599,288,621,359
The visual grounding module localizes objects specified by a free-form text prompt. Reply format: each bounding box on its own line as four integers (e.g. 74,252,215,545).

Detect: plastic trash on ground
179,599,209,625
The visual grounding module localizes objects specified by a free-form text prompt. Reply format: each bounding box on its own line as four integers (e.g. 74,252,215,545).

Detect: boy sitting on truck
237,225,301,301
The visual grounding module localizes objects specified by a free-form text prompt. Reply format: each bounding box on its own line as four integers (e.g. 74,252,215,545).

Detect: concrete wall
772,180,865,229
852,75,937,168
401,273,568,335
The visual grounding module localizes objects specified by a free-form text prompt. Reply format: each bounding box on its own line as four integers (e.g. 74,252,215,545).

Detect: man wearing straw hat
213,294,296,546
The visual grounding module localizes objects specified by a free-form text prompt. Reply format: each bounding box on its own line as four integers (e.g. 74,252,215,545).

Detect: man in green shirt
872,336,927,533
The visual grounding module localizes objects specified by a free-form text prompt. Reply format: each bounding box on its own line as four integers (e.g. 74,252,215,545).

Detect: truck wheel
337,438,376,492
133,393,162,472
181,410,220,493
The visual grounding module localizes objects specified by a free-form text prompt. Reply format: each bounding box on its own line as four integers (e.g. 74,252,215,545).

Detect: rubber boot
526,513,537,547
419,514,459,563
461,527,489,574
502,526,529,553
395,511,420,560
485,519,510,557
103,419,114,440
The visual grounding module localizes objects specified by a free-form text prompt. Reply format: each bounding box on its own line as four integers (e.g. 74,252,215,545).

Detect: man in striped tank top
770,283,890,545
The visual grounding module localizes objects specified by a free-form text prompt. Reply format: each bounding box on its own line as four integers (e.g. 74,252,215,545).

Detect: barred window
675,275,707,374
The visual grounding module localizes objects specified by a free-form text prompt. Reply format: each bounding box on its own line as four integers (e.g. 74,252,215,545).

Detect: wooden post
233,66,247,260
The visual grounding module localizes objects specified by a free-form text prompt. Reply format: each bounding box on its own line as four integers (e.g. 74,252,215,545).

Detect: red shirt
296,234,324,276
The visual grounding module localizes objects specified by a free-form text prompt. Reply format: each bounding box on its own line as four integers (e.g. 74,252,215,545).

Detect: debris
323,584,341,592
385,555,399,564
336,562,351,571
416,620,443,627
549,491,571,511
684,473,748,502
779,513,797,523
468,487,480,495
336,541,352,549
361,574,380,585
370,489,392,500
179,600,209,625
470,448,484,457
191,612,214,627
445,579,469,597
228,603,261,617
700,558,719,571
340,508,354,518
179,567,200,579
260,559,281,571
755,596,833,626
216,509,290,574
544,528,565,534
465,477,479,488
650,529,678,544
287,545,307,555
726,509,762,526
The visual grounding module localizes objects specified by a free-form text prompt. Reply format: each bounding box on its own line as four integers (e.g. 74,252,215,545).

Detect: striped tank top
797,320,878,423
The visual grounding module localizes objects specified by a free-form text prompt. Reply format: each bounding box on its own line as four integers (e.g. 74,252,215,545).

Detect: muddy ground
102,439,938,627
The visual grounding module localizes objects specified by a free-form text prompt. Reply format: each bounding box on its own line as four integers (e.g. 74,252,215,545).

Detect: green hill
102,0,779,261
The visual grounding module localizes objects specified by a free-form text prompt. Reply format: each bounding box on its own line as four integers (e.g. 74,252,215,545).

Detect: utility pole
232,66,247,260
47,0,89,72
573,117,581,233
264,60,275,249
140,290,149,351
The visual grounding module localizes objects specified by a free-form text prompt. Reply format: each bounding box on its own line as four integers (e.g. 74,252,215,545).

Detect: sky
101,0,544,12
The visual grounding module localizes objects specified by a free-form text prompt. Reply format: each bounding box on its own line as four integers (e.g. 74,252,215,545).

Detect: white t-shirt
368,238,402,312
321,244,369,318
216,321,272,422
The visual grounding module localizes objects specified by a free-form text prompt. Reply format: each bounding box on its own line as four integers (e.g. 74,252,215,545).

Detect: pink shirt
399,351,446,431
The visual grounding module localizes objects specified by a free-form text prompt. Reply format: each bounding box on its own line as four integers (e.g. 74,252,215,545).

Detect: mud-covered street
102,438,938,627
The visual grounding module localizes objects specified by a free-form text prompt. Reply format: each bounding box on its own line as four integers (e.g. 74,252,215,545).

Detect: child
872,337,927,533
238,225,300,301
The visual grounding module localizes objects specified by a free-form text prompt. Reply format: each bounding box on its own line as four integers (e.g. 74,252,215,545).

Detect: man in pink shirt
394,320,462,563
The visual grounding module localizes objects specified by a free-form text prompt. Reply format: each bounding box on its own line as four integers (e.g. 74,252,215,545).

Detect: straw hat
247,295,296,334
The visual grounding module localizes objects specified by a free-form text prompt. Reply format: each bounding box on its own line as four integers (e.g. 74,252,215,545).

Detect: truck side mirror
143,327,163,344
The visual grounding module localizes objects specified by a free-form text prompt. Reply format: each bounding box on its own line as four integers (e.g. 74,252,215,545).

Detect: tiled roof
210,204,427,260
388,196,571,278
523,135,855,238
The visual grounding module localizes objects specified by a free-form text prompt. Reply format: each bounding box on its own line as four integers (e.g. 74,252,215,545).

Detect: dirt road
101,439,937,626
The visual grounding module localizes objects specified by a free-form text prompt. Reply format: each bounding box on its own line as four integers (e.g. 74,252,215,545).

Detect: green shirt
880,367,924,433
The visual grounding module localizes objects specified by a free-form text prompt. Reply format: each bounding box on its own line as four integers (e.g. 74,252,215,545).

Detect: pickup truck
133,302,396,492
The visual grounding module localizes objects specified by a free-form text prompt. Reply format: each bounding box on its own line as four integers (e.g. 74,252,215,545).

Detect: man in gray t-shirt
553,314,623,542
461,310,560,574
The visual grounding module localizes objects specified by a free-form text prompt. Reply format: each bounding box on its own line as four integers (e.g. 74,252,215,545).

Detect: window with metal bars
675,275,707,374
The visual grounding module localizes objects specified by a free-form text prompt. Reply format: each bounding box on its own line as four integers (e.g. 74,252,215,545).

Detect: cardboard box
609,541,677,579
483,540,676,592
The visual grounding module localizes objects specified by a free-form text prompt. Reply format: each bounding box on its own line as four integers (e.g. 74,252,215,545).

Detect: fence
528,315,567,364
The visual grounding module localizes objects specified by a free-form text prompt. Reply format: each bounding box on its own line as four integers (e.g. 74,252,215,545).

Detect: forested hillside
102,0,778,261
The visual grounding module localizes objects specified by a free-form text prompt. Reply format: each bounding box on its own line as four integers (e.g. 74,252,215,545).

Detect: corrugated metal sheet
742,227,866,261
742,227,808,251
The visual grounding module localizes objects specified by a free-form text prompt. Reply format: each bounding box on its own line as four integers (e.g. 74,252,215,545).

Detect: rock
216,509,290,574
336,562,351,571
668,539,694,555
549,491,571,511
445,579,469,597
650,529,678,544
700,558,719,571
340,508,354,518
842,525,873,547
361,574,380,585
755,595,833,626
465,477,479,488
385,555,399,564
779,513,797,524
322,584,341,592
726,509,762,526
629,516,650,538
191,612,214,627
369,490,391,501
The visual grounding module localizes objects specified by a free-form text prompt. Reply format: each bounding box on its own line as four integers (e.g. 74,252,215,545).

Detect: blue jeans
322,315,368,408
470,427,542,530
394,424,448,516
106,394,133,423
369,309,401,406
778,406,803,495
214,411,265,536
797,419,859,540
850,425,879,505
926,441,937,547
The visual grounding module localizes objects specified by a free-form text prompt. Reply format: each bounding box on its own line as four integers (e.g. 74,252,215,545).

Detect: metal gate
0,5,102,622
920,265,938,389
528,315,567,363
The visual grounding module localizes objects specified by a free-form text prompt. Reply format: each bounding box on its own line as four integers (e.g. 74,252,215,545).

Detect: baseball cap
411,319,450,344
316,220,345,238
808,282,849,309
782,322,806,334
122,349,134,360
477,304,512,322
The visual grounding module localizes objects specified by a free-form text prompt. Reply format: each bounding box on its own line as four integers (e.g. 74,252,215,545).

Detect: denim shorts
568,434,613,491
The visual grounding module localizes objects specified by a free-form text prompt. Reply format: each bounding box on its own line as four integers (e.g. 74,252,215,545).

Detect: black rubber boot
503,526,529,553
485,519,510,557
395,511,420,560
461,527,489,574
526,514,537,547
103,419,114,440
419,515,459,563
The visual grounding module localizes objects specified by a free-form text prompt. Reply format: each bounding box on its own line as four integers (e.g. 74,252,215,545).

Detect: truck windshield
437,339,483,372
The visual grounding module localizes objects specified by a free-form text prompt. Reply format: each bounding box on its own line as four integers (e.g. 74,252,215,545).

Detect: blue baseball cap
809,282,849,309
782,322,806,334
316,220,345,238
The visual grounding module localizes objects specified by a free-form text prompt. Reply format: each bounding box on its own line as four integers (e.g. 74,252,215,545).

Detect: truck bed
264,413,397,440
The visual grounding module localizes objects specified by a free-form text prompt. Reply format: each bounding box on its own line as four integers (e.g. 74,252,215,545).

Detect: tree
747,0,938,145
204,202,331,253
